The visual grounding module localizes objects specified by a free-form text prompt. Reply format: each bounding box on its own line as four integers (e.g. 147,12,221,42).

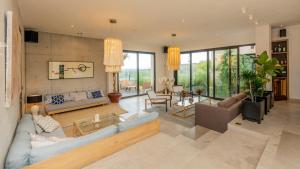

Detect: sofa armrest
195,103,231,133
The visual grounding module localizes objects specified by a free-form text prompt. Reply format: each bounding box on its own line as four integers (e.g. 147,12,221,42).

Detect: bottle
283,46,286,52
278,44,282,52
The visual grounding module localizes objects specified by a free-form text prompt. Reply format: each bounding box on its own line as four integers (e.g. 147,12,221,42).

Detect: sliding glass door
239,45,256,91
191,52,208,95
138,53,155,94
175,44,255,100
119,51,155,97
214,49,230,98
177,53,191,90
119,52,138,97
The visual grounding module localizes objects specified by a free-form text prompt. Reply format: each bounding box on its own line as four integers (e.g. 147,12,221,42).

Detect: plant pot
259,94,270,115
242,97,265,124
107,92,122,103
264,90,274,108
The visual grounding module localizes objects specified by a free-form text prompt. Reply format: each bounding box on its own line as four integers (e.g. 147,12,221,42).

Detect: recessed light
70,25,75,28
255,21,259,25
241,7,247,14
249,14,253,20
181,19,185,23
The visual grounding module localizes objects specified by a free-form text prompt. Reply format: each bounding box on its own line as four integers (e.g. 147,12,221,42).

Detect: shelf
272,52,287,55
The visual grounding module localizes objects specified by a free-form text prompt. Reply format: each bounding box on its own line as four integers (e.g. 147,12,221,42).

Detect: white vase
31,105,40,115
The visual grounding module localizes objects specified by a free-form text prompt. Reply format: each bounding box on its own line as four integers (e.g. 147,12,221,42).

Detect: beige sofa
44,89,109,115
195,93,247,133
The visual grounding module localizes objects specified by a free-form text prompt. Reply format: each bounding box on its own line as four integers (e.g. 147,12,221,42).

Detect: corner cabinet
272,40,288,101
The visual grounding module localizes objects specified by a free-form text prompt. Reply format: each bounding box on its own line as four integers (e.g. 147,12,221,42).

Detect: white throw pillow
33,115,60,133
30,133,74,148
71,92,87,101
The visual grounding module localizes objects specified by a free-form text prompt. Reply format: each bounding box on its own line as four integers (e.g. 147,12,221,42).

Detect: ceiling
18,0,300,48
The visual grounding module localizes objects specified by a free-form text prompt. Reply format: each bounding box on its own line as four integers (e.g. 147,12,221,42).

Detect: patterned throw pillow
51,95,64,104
91,91,102,98
33,115,60,133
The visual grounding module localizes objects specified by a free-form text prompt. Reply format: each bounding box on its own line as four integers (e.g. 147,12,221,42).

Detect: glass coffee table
172,97,208,118
73,113,120,136
73,112,145,136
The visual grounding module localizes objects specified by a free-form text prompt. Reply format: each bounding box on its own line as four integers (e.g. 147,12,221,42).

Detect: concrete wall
0,0,24,168
25,32,107,96
272,24,300,100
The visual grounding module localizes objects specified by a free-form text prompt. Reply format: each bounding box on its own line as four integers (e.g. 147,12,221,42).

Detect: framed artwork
5,11,22,108
49,61,94,79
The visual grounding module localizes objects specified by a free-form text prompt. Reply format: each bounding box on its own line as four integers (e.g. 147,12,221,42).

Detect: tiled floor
119,95,207,139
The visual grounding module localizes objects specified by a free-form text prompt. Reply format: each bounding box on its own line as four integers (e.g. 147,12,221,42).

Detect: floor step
184,130,268,169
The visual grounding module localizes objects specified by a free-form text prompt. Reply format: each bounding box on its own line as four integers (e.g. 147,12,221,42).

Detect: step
271,131,300,169
84,132,201,169
183,130,268,169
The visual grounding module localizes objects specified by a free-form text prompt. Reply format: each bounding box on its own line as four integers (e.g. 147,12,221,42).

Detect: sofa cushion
118,112,159,132
33,115,60,132
45,97,108,113
217,97,238,108
51,94,64,104
87,89,104,99
29,125,118,164
91,90,102,98
233,92,247,101
16,114,36,134
5,131,31,169
40,127,66,138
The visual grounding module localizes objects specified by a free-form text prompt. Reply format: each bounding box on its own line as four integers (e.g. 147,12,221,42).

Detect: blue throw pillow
91,91,102,98
51,95,64,104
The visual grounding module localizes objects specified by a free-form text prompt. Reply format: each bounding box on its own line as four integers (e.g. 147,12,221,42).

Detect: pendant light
103,19,123,102
167,33,181,70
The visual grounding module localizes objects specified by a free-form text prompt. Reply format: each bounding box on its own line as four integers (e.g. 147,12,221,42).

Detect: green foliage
241,70,263,101
255,51,282,89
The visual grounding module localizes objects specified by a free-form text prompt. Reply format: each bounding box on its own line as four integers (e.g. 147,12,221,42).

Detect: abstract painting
49,61,94,79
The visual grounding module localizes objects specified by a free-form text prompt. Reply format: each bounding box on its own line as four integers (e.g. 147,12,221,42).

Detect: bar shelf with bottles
272,40,288,101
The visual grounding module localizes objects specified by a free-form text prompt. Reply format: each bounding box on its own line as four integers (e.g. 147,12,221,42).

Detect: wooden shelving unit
272,40,288,101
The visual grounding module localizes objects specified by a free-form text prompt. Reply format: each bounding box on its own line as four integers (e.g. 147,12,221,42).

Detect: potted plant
241,70,265,124
255,51,282,112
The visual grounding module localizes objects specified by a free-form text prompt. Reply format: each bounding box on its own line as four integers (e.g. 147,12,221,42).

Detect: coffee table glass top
73,112,147,136
73,113,119,136
175,97,208,107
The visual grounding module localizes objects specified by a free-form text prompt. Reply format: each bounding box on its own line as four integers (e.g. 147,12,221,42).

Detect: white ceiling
17,0,300,48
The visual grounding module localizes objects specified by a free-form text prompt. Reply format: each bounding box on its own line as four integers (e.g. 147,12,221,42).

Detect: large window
176,44,255,99
239,45,256,91
192,52,208,95
177,53,190,90
119,51,155,97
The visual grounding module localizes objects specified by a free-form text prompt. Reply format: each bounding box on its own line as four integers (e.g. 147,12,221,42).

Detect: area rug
143,105,195,128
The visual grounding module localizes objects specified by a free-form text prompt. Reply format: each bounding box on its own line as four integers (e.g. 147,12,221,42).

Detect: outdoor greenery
177,49,256,98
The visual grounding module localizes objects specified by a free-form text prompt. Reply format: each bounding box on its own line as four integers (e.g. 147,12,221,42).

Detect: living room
1,0,300,169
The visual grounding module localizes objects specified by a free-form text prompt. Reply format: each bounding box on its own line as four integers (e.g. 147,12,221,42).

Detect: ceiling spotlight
181,19,185,23
70,25,75,28
241,7,247,14
249,14,253,20
255,21,259,25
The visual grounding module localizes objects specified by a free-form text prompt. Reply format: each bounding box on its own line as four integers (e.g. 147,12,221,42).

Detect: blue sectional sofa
5,112,159,169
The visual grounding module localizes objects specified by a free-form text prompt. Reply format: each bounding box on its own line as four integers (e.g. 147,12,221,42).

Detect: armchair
145,91,172,112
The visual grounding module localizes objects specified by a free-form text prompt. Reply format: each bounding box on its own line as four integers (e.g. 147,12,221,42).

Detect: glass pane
119,52,138,97
139,53,154,94
215,49,230,98
178,53,191,91
239,45,256,91
191,52,207,95
209,51,214,97
230,48,238,95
